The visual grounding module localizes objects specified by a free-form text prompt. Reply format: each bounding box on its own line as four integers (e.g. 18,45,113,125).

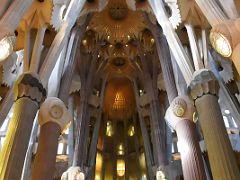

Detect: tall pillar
133,81,158,179
72,52,98,171
189,69,240,180
39,0,87,87
87,78,106,179
147,0,194,85
138,50,168,172
154,30,178,102
87,110,102,180
112,120,117,180
21,117,39,180
0,87,14,128
194,0,227,26
31,97,70,180
124,120,129,180
154,31,178,170
68,95,75,166
165,96,206,180
133,114,142,180
101,117,108,180
0,0,12,18
0,73,46,180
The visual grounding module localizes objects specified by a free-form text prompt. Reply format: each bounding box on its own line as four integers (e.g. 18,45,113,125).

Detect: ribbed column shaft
155,34,178,102
73,52,97,169
124,121,129,180
21,118,39,180
195,94,240,180
58,27,81,105
194,0,227,26
0,88,14,128
87,111,102,180
0,97,39,180
150,99,168,166
138,49,168,169
0,0,33,30
31,122,61,180
176,120,206,180
0,0,12,18
68,96,74,166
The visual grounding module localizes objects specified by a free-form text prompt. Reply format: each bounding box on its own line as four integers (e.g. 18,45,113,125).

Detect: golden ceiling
89,0,146,44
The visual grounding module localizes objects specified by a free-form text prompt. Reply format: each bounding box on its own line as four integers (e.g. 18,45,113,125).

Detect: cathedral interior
1,0,240,180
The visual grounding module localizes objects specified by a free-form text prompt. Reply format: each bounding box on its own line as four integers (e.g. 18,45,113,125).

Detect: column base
61,167,85,180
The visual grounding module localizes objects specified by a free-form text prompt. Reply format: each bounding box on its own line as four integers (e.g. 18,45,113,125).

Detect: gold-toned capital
14,73,46,104
188,69,219,101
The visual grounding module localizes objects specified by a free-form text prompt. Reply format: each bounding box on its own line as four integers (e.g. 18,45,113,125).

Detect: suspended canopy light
118,143,124,155
117,159,125,177
210,32,232,57
0,35,15,62
128,125,135,136
106,121,114,137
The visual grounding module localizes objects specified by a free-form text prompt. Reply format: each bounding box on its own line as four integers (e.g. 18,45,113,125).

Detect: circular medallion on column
165,96,196,129
39,97,70,132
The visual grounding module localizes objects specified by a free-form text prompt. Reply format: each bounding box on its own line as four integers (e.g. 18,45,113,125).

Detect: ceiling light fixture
128,125,135,136
106,121,113,137
117,159,125,177
0,35,15,62
210,32,232,57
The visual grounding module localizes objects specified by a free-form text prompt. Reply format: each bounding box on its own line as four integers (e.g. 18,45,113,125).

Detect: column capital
14,73,46,104
165,96,196,130
61,166,85,180
38,97,70,132
188,69,219,101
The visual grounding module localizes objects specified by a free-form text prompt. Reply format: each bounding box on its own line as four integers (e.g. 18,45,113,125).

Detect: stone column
58,15,93,104
189,69,240,180
31,97,70,180
87,79,106,179
124,120,129,180
72,51,98,171
112,120,117,180
0,73,46,180
217,0,239,19
154,32,178,167
138,50,168,171
101,117,108,180
68,95,75,166
133,81,155,180
132,114,142,180
165,96,206,180
39,1,87,87
147,0,194,85
87,110,102,180
154,30,178,103
21,117,39,180
185,24,204,71
0,87,14,128
0,0,12,18
0,0,33,31
194,0,227,26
